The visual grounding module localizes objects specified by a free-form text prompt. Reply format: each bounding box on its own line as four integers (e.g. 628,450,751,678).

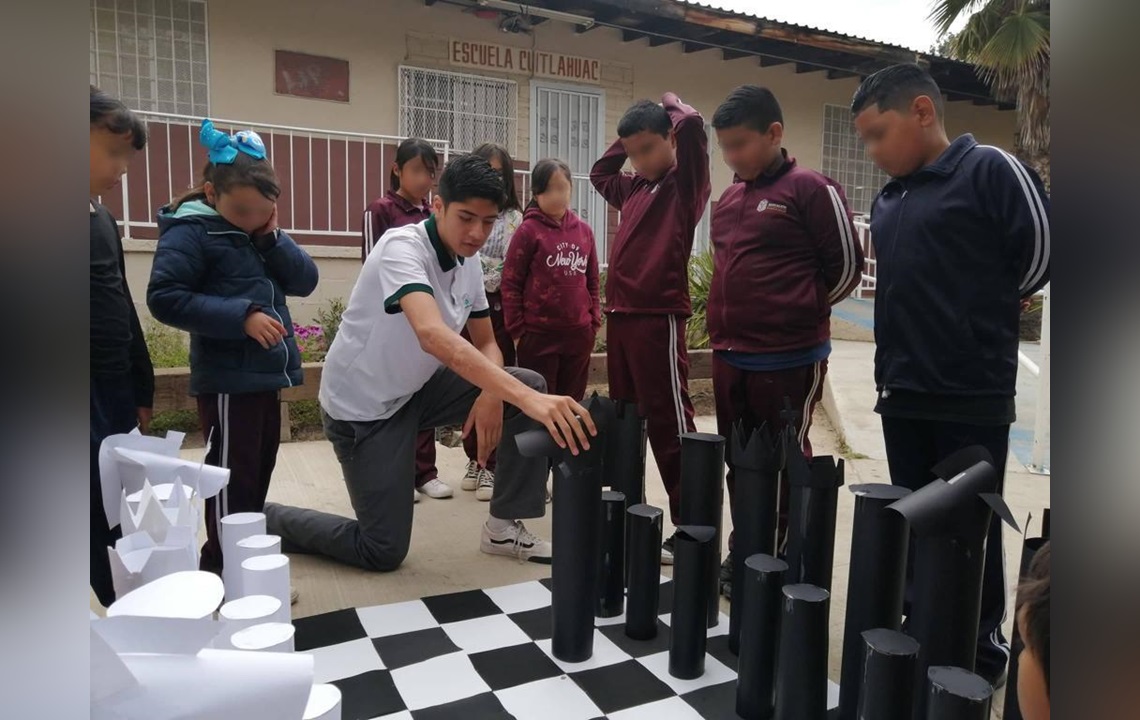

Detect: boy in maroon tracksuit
591,93,711,562
709,86,863,594
362,138,453,500
502,159,601,401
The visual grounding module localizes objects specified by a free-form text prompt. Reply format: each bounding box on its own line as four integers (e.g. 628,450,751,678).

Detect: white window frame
820,103,890,216
528,79,608,257
398,65,518,155
90,0,210,116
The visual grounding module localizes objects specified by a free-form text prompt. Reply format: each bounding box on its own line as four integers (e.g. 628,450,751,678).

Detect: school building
91,0,1017,324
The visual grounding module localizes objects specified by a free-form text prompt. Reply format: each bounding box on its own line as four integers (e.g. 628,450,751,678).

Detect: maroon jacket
361,189,431,262
707,152,864,353
591,92,711,316
501,206,601,338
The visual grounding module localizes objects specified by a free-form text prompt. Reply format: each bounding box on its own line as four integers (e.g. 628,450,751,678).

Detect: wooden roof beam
758,55,792,67
827,69,859,80
722,48,752,61
794,62,824,74
682,41,715,54
647,35,675,47
621,29,648,42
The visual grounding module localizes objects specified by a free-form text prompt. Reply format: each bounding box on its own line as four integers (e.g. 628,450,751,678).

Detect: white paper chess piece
303,684,343,720
221,513,267,598
241,554,291,619
107,571,224,620
216,595,288,647
230,622,295,652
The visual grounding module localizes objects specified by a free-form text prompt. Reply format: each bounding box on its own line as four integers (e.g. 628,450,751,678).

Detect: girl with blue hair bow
147,120,319,595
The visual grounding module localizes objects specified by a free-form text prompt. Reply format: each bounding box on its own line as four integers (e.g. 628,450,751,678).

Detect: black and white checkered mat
293,576,839,719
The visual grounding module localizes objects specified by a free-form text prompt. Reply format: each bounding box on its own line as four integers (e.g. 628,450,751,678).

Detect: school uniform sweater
362,190,432,262
500,206,601,338
590,92,711,316
707,152,864,362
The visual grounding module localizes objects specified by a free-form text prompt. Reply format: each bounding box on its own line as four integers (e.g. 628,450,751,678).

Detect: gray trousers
265,366,549,571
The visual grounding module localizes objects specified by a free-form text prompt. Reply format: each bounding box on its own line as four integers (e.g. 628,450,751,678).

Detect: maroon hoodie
707,152,864,354
501,206,601,338
361,189,431,262
590,93,711,316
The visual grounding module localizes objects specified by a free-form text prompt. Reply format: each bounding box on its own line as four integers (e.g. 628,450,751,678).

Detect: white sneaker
414,489,420,504
461,460,480,491
481,520,552,564
474,468,495,502
417,478,454,499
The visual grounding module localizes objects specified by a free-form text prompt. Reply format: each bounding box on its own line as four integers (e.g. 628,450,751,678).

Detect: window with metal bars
399,66,517,154
820,104,891,217
89,0,209,116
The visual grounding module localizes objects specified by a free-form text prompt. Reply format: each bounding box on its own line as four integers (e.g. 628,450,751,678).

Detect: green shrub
686,249,715,350
149,408,199,435
317,297,347,349
145,321,190,368
289,399,323,434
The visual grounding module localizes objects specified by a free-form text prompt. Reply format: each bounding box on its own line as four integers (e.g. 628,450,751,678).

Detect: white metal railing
853,218,876,298
108,111,451,241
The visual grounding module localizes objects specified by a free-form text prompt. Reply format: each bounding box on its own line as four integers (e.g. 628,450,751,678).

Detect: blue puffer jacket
148,201,319,395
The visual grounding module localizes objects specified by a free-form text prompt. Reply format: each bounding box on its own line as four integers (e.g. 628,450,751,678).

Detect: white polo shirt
319,216,490,422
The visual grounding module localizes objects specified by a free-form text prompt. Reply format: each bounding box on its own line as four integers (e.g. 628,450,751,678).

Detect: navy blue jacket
148,201,319,395
870,134,1050,398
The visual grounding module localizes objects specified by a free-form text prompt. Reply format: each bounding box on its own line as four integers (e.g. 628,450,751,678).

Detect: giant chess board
293,577,840,719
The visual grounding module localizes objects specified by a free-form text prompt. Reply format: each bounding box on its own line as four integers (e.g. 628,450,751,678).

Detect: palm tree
930,0,1050,186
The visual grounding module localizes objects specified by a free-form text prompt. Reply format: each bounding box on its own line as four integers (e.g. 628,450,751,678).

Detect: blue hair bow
199,119,267,164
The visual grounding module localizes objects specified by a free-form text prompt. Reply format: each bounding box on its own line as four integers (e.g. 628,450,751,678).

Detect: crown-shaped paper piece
109,526,198,598
99,430,186,529
103,447,229,529
119,478,199,541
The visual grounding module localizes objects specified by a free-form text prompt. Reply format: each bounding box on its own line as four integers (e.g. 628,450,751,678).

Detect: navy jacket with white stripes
870,133,1051,399
708,150,865,354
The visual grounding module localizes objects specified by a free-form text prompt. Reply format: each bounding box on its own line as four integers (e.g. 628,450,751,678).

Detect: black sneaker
661,533,676,566
719,553,733,598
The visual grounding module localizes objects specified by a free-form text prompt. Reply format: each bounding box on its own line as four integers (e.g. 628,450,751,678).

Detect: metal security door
530,81,608,259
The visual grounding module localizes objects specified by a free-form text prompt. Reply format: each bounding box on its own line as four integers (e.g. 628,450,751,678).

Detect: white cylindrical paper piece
303,684,343,720
230,621,295,652
241,554,291,621
220,512,266,599
228,534,282,598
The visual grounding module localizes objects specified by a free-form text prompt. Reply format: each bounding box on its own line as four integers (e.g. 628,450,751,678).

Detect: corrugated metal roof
677,0,929,55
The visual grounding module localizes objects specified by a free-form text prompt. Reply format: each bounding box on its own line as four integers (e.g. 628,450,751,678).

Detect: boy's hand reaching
518,391,597,456
245,310,286,349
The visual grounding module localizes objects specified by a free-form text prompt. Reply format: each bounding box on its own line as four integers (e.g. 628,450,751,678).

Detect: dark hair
851,63,945,117
437,154,506,210
712,85,783,133
618,100,671,139
470,143,520,211
170,152,281,212
90,85,147,150
1017,541,1050,695
527,159,573,210
389,138,438,192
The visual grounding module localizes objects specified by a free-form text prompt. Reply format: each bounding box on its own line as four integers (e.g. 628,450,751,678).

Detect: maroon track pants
516,326,595,402
606,313,696,524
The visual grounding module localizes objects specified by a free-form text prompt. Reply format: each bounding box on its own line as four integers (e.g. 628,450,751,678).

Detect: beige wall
125,0,1017,327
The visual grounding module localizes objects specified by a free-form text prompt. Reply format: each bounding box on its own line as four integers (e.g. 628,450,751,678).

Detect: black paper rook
668,525,717,679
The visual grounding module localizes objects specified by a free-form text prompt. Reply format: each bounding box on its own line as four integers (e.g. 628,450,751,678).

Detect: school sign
449,38,602,84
